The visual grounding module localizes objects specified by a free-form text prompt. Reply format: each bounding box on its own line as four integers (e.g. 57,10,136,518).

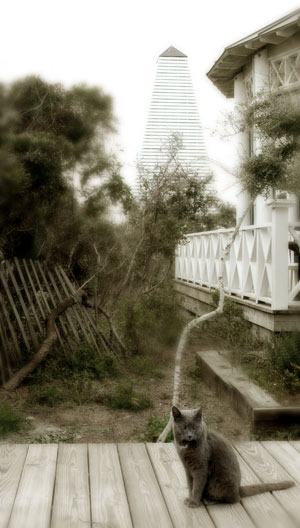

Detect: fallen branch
3,291,84,391
157,204,251,442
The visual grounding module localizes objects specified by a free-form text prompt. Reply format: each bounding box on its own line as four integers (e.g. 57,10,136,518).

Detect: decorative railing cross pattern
175,222,300,310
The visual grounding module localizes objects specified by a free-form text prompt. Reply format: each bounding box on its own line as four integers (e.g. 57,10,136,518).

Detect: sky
1,0,300,203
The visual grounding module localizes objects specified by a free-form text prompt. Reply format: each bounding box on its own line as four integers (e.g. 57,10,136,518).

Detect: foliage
32,386,65,406
239,93,300,198
0,75,130,266
267,331,300,393
209,292,261,353
104,382,151,411
121,284,184,354
191,200,236,232
0,403,22,436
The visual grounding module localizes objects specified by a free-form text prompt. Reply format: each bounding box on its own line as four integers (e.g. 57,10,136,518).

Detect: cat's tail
239,481,294,498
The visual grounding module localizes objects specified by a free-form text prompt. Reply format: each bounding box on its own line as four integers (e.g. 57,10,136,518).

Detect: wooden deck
0,441,300,528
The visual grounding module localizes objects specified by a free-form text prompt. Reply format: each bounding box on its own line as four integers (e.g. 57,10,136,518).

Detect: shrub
28,341,119,385
121,285,184,354
0,403,22,436
104,382,151,411
32,386,64,406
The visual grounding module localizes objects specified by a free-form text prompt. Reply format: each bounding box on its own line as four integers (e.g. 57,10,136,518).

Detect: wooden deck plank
205,448,256,528
263,441,300,484
146,442,214,528
89,444,132,528
118,443,173,528
8,444,58,528
0,445,28,528
234,443,297,528
51,444,90,528
236,441,300,528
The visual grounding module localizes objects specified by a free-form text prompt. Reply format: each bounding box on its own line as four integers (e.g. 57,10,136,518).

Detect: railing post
267,199,294,310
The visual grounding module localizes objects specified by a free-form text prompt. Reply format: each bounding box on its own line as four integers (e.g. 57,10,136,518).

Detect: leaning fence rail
0,259,101,384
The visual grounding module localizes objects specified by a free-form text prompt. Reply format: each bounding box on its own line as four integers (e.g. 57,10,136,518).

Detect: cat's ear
172,406,182,421
194,407,202,421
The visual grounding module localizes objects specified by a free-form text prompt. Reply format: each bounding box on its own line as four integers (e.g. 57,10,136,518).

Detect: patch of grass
104,382,151,411
138,416,173,442
0,403,22,436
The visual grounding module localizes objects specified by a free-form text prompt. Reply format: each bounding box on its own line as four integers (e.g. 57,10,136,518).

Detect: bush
28,341,119,385
0,403,22,436
208,294,261,354
32,386,64,406
104,382,151,411
121,285,184,354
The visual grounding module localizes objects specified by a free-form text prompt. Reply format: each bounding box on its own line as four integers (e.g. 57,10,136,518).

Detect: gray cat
172,406,294,507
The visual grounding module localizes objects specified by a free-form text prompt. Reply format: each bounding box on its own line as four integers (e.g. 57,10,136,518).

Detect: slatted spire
139,47,209,175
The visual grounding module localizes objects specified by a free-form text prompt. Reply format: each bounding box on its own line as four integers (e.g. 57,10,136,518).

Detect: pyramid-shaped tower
139,46,208,174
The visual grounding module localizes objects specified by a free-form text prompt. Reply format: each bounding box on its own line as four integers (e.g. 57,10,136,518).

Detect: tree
0,76,130,264
158,91,300,442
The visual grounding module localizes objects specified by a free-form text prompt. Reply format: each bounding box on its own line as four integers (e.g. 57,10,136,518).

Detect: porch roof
207,8,300,98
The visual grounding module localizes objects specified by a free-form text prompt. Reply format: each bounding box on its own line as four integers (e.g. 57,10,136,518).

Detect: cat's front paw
184,498,201,508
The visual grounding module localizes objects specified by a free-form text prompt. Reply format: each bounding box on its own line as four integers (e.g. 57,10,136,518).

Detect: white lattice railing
175,209,300,310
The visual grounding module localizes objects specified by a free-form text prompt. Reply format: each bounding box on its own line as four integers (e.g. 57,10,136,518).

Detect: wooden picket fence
0,258,102,384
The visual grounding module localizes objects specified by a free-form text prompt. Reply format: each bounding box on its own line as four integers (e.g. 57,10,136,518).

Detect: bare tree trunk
157,205,251,442
3,291,84,391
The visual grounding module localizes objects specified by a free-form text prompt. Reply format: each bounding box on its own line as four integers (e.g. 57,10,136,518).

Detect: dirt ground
1,340,252,444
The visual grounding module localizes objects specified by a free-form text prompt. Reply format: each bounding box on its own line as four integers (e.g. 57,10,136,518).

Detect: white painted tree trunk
157,204,251,442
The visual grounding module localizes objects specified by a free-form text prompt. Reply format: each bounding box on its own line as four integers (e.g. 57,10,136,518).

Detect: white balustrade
175,215,300,310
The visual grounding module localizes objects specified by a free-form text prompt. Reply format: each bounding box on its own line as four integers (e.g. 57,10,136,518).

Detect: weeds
0,403,22,436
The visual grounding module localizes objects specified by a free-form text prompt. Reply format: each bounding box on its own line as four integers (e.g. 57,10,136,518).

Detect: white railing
175,201,300,311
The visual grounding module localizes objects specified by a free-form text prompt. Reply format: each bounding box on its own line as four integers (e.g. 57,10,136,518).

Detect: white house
175,9,300,333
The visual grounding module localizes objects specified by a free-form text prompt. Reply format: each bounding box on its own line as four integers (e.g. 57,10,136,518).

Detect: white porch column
253,50,272,224
267,199,293,310
234,72,251,226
